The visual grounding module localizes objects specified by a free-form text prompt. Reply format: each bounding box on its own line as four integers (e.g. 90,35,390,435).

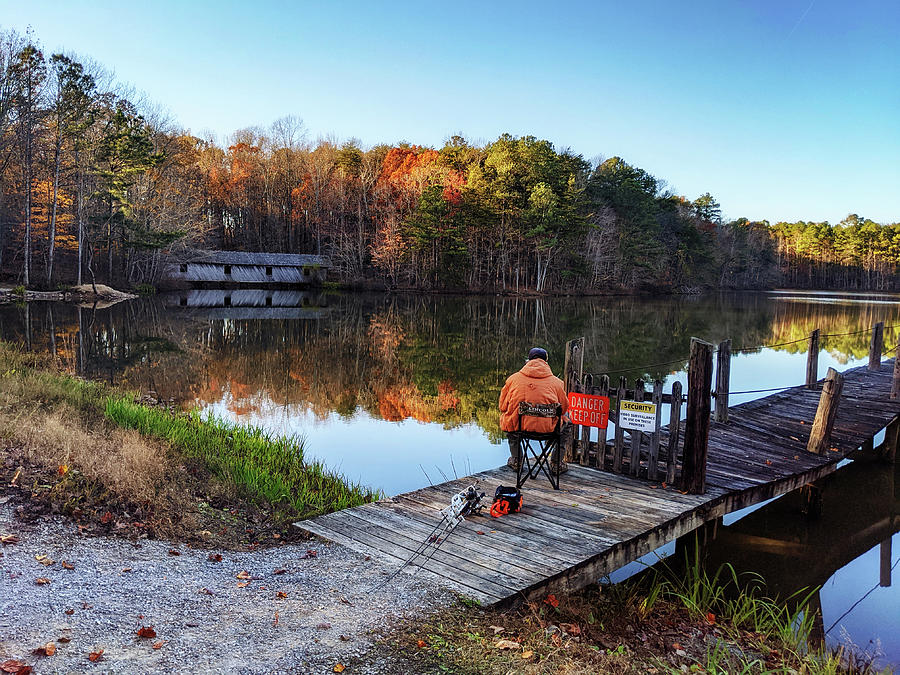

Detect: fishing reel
442,483,486,525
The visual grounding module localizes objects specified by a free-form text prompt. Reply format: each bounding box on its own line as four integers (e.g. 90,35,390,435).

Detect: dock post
807,367,844,455
681,338,713,494
563,337,584,462
714,339,731,423
666,381,682,485
800,483,823,518
563,337,584,393
891,337,900,400
881,537,892,587
806,329,820,389
869,322,884,371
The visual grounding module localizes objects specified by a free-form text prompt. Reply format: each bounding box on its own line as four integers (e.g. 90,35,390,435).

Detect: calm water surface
1,290,898,666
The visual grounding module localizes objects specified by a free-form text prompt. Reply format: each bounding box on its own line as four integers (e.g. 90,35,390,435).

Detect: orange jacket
498,359,568,433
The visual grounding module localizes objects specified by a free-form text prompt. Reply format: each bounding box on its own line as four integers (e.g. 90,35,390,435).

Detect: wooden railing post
595,374,610,469
648,380,663,481
666,381,682,485
612,376,627,473
681,338,713,494
807,367,844,455
806,329,820,389
563,337,584,462
629,379,646,476
715,339,731,423
881,537,893,587
869,322,884,371
563,337,584,392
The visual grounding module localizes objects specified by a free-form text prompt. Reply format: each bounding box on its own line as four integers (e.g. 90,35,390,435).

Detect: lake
1,290,898,666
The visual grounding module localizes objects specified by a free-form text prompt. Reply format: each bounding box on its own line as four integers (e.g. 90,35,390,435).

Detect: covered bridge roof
186,251,330,267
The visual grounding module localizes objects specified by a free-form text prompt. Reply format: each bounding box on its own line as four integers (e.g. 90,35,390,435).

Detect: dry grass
10,405,169,506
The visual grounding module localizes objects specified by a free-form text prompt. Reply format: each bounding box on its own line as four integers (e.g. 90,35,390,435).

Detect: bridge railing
562,322,899,494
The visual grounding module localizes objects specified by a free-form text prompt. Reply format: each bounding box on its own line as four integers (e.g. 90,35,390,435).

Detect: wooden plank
667,381,682,485
648,380,663,481
595,375,610,469
612,377,626,473
629,379,646,477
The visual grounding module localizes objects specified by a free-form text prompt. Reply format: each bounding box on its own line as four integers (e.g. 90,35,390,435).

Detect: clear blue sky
2,0,898,223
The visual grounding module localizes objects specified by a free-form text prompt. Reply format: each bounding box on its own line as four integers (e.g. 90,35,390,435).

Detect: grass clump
105,397,378,519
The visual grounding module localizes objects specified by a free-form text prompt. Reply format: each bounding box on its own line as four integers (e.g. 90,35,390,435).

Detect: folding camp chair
515,401,563,490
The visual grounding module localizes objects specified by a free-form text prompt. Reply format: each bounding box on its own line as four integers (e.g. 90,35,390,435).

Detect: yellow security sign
619,400,657,432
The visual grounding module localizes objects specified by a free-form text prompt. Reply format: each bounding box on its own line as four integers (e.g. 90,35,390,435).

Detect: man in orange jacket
499,347,569,470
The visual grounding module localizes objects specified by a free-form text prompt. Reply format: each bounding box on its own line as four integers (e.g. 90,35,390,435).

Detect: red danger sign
567,392,610,429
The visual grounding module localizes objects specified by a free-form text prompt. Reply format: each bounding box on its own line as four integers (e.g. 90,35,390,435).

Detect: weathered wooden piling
715,339,731,423
806,329,820,389
869,322,884,371
807,367,844,455
681,338,713,494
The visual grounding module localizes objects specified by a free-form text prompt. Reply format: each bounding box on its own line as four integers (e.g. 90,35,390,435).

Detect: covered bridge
163,251,330,286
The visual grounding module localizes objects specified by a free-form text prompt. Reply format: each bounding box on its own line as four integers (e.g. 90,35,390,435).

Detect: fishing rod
371,483,486,591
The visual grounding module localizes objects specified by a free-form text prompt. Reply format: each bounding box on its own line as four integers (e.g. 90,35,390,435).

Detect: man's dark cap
528,347,548,361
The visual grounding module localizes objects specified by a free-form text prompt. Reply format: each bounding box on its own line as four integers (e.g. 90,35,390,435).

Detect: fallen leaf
706,612,716,625
35,554,55,566
88,649,104,662
650,484,659,489
61,560,74,570
340,596,352,605
794,455,800,460
490,625,505,634
0,660,27,674
0,534,18,545
57,464,68,476
544,594,559,608
236,570,252,580
317,622,332,630
100,511,113,524
476,530,485,535
168,549,181,556
152,641,166,650
417,639,427,648
521,650,534,659
333,665,345,673
494,639,521,650
339,635,351,642
199,588,214,595
672,642,682,650
35,577,51,585
237,581,249,588
64,608,74,615
765,459,773,465
57,637,71,643
560,622,581,636
32,642,56,656
122,567,132,573
207,553,222,562
276,591,288,599
661,482,667,488
81,602,92,609
10,467,23,485
299,549,318,559
273,567,287,575
137,626,157,639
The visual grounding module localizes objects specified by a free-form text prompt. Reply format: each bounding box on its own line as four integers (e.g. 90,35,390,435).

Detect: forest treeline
1,27,898,293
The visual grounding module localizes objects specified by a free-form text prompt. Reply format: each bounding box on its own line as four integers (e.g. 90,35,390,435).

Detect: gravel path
0,504,452,674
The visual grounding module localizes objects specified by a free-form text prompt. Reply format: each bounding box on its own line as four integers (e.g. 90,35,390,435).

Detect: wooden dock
297,360,900,606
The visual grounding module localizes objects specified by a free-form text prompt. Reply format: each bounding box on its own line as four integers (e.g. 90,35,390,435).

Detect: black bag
490,485,523,517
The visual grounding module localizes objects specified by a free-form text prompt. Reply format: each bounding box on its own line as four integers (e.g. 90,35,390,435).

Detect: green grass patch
1,340,380,521
104,397,379,518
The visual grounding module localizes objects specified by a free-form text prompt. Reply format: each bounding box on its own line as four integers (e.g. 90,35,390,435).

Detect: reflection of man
498,347,569,470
